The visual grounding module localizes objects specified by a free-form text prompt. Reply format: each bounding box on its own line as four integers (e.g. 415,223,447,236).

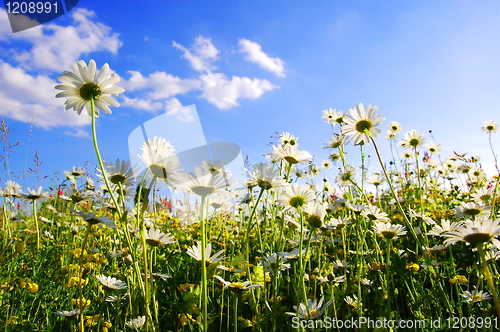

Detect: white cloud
121,96,164,113
165,98,194,122
0,61,90,129
122,70,201,99
64,128,90,138
199,72,278,109
165,97,184,113
239,39,286,77
10,8,122,72
173,36,219,72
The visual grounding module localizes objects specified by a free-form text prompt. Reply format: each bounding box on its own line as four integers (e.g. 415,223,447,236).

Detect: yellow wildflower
27,282,39,293
449,275,468,284
72,298,91,309
405,262,420,272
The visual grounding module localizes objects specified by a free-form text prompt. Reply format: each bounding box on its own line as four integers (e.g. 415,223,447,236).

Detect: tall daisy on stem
175,167,233,332
55,59,126,331
341,104,428,256
399,129,426,207
55,59,125,215
482,120,500,174
441,219,500,318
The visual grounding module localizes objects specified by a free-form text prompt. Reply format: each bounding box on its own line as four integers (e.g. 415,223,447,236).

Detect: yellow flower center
463,233,492,245
355,120,372,133
307,215,322,228
148,164,168,179
289,196,305,208
472,295,483,302
409,138,420,147
463,208,481,216
229,282,246,289
258,179,273,190
110,173,127,185
146,239,161,247
79,82,102,101
381,230,397,240
284,156,299,164
307,309,318,319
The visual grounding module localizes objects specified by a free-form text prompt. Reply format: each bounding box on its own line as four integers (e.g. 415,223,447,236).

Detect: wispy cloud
63,127,90,138
121,70,201,99
199,72,278,109
8,8,122,72
239,38,285,77
121,96,164,112
173,36,219,72
0,61,90,129
165,98,194,122
122,36,281,111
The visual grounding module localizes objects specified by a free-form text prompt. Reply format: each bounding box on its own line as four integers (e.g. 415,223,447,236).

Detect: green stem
32,200,40,250
90,98,122,216
78,223,92,332
477,244,500,318
200,194,209,332
488,133,500,174
243,189,264,262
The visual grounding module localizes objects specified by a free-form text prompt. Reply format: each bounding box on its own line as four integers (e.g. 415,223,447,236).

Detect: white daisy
269,144,312,165
21,186,49,201
427,219,465,237
126,316,146,329
425,142,441,154
442,219,500,248
55,59,125,116
175,167,233,197
245,163,286,191
362,205,390,223
94,275,127,290
145,228,176,247
461,289,492,302
279,132,299,146
302,201,327,229
286,297,333,319
387,121,402,134
323,135,345,149
187,241,225,263
322,108,345,125
278,183,315,211
481,120,500,134
454,202,491,220
138,137,182,186
399,130,426,148
214,276,263,292
373,221,407,240
341,103,385,145
101,159,137,186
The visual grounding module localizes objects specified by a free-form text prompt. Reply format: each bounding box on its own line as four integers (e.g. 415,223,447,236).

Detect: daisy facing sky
341,103,385,145
55,60,125,116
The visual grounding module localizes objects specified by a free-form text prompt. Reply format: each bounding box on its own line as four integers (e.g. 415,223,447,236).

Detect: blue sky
1,0,500,190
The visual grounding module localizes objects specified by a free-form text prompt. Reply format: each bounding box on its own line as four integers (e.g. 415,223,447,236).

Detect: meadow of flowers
1,59,500,331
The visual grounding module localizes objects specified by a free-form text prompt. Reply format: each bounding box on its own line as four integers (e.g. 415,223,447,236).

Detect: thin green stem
477,244,500,318
90,98,122,216
78,223,92,332
200,194,209,332
32,200,40,250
